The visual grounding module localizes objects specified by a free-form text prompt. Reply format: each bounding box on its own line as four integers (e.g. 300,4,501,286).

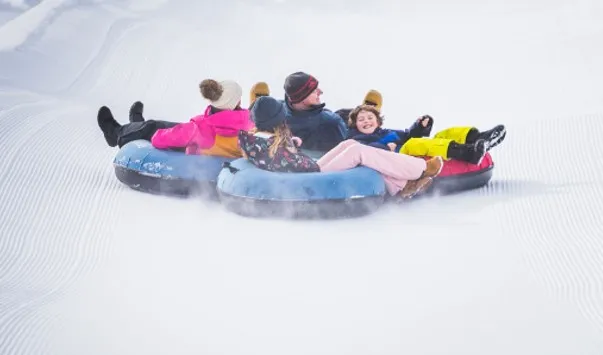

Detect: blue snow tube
113,140,232,198
217,158,387,219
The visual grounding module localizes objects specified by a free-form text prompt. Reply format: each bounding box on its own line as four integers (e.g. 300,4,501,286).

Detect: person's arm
151,119,216,151
406,115,433,138
387,115,434,143
348,128,391,150
367,142,390,151
151,121,196,149
334,115,348,141
323,110,348,141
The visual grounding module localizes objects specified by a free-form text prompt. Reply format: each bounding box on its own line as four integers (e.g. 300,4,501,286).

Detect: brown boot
422,156,443,178
249,82,270,109
363,89,383,111
399,176,433,199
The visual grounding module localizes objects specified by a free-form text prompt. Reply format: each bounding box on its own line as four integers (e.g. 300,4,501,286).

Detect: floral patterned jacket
238,131,320,173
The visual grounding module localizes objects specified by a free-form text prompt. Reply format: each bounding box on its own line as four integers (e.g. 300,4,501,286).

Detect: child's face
355,110,379,134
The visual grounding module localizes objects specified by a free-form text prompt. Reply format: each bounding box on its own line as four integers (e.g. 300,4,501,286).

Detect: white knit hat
199,79,243,110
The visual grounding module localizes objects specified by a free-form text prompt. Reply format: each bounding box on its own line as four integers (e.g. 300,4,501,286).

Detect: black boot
465,127,480,144
447,139,487,165
97,106,121,147
129,101,144,123
447,142,471,162
476,124,505,150
469,139,487,164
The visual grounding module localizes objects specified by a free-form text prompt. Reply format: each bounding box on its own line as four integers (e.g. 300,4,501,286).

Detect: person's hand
292,136,303,147
387,142,397,151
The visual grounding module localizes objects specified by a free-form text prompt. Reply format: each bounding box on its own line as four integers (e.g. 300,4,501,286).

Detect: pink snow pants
316,140,427,195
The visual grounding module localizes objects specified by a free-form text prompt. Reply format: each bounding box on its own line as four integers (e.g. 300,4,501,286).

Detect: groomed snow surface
1,0,603,354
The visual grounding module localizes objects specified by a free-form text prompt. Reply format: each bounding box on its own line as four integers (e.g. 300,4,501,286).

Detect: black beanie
251,96,286,131
284,71,319,104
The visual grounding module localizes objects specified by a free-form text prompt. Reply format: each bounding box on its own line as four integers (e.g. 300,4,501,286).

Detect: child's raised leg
400,137,451,158
401,137,487,164
447,140,488,164
316,139,359,167
433,126,476,143
385,175,433,197
435,125,506,151
470,124,506,150
317,143,428,191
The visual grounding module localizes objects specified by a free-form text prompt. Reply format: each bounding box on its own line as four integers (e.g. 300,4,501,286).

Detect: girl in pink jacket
97,79,254,158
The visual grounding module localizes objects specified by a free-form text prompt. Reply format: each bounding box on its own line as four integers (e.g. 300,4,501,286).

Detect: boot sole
400,177,433,199
97,106,119,147
485,125,506,150
424,156,443,178
249,82,271,108
473,140,488,165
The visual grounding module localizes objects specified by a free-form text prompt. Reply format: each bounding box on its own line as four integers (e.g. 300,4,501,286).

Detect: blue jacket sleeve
322,110,348,144
300,111,348,151
328,111,348,141
368,142,390,151
377,131,400,145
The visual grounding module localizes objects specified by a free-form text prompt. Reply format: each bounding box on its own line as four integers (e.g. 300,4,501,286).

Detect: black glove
409,115,434,137
418,115,433,130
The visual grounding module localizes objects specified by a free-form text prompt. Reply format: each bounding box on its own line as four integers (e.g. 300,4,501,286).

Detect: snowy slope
1,1,603,354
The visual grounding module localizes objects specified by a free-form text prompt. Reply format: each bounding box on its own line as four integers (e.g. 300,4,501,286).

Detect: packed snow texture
1,0,603,354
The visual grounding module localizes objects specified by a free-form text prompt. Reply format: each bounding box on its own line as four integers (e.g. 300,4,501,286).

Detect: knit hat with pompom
199,79,243,110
